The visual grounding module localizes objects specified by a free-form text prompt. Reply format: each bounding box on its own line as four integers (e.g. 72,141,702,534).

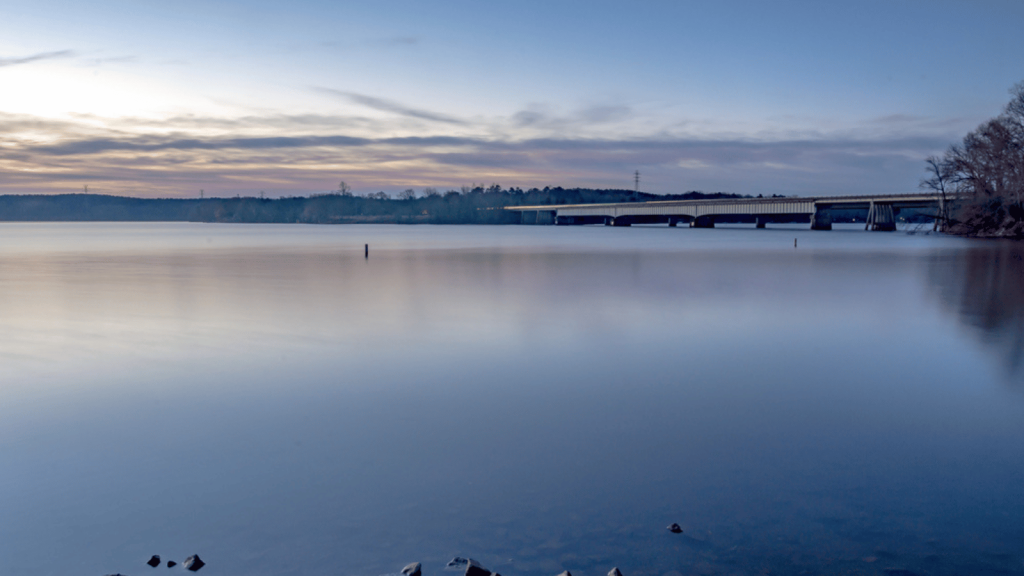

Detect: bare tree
338,181,353,196
920,155,952,227
398,189,416,200
1005,81,1024,120
423,187,440,197
936,81,1024,235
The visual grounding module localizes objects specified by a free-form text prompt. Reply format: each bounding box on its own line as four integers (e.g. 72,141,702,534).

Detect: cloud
0,50,76,67
24,134,490,156
0,106,958,198
29,135,373,155
314,88,465,125
511,104,633,129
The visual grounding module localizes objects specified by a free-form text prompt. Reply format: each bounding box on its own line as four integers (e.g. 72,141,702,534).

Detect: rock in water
148,555,162,567
608,568,623,576
447,558,469,569
465,561,491,576
402,562,422,576
667,523,683,534
167,561,177,568
184,554,205,572
557,571,572,576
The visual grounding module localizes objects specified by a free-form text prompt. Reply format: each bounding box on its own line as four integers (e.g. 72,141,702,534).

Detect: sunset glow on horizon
2,0,1022,198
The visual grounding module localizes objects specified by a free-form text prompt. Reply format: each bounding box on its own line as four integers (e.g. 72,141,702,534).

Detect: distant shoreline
0,190,745,225
0,191,943,227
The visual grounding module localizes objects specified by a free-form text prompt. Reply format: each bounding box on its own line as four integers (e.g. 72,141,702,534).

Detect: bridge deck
506,193,951,230
506,193,946,215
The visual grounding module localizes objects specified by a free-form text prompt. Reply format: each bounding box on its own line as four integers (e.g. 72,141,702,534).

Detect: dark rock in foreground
184,554,205,572
608,568,623,576
557,571,572,576
148,555,161,567
667,523,683,534
465,560,491,576
167,560,177,568
402,562,422,576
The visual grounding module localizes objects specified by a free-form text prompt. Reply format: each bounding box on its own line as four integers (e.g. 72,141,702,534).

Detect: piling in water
365,244,369,258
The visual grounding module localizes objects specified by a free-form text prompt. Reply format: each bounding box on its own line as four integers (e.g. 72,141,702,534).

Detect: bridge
506,193,949,231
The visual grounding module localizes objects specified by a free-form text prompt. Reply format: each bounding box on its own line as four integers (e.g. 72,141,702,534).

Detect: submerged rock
402,562,422,576
667,523,683,534
147,555,161,567
167,561,177,568
608,568,623,576
184,554,205,572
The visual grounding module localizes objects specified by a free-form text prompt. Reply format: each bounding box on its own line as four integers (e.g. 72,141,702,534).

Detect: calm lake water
1,223,1022,576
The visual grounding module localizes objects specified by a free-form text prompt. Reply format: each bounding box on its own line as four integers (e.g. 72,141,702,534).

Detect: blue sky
1,0,1022,197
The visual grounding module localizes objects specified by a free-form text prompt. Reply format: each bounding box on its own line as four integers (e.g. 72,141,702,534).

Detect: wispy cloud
314,88,465,125
512,104,633,129
0,98,961,198
0,50,76,68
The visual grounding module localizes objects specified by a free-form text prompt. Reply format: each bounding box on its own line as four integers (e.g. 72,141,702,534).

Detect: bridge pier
520,210,555,225
866,202,896,231
934,197,947,232
668,217,678,227
691,215,715,228
810,207,833,231
756,216,767,229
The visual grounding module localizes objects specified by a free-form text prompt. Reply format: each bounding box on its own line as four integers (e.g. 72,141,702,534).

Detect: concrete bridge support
691,215,715,228
520,210,555,225
866,202,896,231
756,216,767,229
934,197,947,232
810,207,833,231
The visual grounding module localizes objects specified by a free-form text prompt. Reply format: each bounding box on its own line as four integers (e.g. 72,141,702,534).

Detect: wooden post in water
365,244,368,258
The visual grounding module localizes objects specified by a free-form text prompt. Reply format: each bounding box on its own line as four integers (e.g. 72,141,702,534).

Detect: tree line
923,82,1024,237
0,186,744,224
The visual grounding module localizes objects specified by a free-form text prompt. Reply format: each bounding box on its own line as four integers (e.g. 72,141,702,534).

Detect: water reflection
929,243,1024,383
1,224,1023,576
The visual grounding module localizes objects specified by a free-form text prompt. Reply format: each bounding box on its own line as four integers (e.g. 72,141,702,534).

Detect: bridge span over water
507,193,949,231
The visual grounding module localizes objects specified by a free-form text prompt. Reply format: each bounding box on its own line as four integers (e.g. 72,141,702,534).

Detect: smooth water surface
1,223,1022,576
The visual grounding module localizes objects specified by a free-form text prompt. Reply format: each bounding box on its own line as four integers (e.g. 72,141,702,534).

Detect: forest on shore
0,187,744,224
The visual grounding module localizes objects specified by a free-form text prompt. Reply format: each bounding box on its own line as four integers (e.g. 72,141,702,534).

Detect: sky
1,0,1022,198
